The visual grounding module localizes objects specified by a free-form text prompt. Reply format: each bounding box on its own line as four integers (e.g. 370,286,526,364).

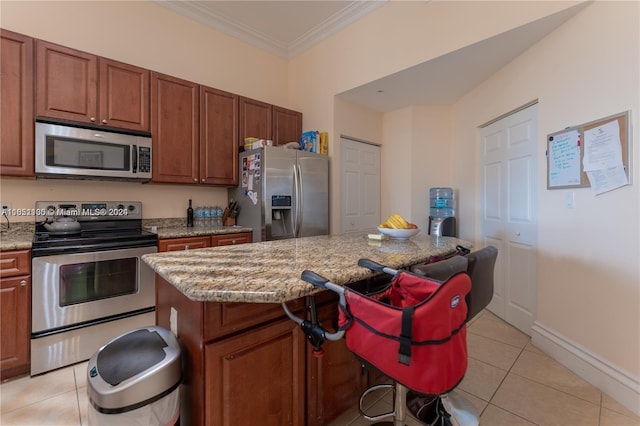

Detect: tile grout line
481,340,544,425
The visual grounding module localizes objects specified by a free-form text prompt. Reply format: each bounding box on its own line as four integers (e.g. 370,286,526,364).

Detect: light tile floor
0,311,638,425
329,311,640,426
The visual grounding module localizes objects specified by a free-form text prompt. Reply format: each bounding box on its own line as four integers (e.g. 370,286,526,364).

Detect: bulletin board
547,111,631,190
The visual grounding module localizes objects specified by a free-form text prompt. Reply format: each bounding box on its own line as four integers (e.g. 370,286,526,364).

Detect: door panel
340,138,381,233
481,104,538,335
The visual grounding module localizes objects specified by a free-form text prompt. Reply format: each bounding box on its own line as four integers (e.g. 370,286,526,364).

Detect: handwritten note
548,129,581,187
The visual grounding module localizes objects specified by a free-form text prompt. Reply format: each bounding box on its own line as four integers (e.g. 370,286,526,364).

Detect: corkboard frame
547,110,631,189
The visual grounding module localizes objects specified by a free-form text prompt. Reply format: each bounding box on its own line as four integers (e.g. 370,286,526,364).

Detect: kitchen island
142,231,471,426
142,231,469,303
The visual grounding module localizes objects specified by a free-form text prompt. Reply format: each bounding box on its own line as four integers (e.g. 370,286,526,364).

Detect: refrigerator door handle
292,163,299,237
296,164,303,237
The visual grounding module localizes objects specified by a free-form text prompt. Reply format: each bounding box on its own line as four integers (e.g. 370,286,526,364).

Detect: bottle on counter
187,199,194,227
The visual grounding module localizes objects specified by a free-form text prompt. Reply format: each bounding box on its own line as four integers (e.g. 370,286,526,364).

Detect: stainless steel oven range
31,201,158,376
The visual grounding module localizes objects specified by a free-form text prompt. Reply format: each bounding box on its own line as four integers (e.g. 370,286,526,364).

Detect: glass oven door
31,246,156,334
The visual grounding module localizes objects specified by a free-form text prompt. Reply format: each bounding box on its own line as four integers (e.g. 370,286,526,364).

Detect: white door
480,103,538,335
340,137,381,233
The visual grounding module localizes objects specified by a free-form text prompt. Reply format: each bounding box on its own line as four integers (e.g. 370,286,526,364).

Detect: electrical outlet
1,202,11,217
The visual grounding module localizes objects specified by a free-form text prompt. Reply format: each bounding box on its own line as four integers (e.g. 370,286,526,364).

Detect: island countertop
142,231,470,304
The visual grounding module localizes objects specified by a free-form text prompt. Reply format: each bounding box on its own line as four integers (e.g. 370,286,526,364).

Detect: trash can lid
97,328,168,386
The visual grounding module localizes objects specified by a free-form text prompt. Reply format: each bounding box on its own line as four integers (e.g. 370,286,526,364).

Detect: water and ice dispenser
428,187,457,237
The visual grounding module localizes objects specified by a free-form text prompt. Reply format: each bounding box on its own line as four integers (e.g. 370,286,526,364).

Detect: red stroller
283,258,472,425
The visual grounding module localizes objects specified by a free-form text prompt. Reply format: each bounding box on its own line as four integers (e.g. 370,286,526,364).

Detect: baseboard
531,321,640,417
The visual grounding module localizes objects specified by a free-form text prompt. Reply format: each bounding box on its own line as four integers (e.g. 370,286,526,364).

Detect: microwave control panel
138,146,151,173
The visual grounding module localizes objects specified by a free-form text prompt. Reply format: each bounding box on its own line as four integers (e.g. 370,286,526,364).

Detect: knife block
224,217,236,226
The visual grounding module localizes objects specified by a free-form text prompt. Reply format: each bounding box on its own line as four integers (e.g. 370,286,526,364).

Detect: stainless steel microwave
35,121,152,181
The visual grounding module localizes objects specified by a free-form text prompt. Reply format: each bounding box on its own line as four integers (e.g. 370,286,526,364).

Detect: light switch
565,191,575,209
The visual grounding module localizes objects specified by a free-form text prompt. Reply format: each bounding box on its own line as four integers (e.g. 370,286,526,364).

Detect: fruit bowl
377,227,421,240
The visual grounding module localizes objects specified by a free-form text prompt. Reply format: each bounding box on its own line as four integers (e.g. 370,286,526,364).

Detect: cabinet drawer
211,232,251,246
158,236,211,252
204,298,304,341
0,250,30,278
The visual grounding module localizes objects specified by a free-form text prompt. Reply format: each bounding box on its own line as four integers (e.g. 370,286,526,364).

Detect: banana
392,214,409,229
381,214,411,229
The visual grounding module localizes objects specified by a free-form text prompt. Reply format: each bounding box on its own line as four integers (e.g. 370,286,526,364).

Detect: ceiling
155,1,587,110
154,1,386,58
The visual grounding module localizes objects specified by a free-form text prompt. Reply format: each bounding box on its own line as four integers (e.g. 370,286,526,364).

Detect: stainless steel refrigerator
229,146,329,242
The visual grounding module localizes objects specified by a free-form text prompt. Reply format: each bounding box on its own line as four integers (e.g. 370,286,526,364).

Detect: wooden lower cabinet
204,318,305,426
0,250,31,379
156,278,305,425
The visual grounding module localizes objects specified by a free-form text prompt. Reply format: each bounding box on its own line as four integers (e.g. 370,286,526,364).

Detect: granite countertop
142,218,251,239
153,225,253,240
0,223,35,251
0,218,252,251
142,231,471,304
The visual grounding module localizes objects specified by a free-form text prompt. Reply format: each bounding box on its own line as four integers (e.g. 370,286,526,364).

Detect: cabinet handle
201,179,205,183
90,117,96,122
102,119,107,124
193,178,198,182
231,239,236,244
20,280,27,287
185,245,190,250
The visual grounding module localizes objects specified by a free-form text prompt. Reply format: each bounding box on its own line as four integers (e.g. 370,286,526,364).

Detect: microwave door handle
132,145,137,173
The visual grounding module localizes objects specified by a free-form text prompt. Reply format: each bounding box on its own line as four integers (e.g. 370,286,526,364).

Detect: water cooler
428,187,457,237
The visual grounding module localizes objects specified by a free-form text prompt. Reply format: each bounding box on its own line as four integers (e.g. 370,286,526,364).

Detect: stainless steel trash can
87,326,181,425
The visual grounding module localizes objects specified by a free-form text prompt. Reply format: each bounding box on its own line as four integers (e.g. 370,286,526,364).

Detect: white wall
450,0,639,407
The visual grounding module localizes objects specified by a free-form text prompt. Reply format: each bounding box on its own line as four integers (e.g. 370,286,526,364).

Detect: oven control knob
127,205,135,212
47,205,56,215
117,204,125,210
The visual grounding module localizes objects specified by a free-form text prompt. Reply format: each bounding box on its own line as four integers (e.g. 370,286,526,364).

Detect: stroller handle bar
281,270,347,342
358,258,399,276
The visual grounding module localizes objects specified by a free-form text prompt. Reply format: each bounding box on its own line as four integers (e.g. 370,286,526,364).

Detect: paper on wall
587,166,628,195
583,120,623,171
583,119,628,194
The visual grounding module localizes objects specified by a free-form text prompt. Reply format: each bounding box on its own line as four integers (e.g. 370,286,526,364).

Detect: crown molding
153,1,387,58
287,1,387,58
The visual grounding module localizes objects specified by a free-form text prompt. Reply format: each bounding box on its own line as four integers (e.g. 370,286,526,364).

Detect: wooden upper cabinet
98,58,150,131
200,86,238,185
36,40,98,123
272,106,302,147
36,40,150,131
1,29,34,177
239,96,272,143
151,72,199,184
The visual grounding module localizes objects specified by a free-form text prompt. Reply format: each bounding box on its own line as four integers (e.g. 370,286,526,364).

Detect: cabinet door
272,106,302,147
200,86,238,185
36,40,98,123
210,232,251,247
99,58,150,131
1,30,34,177
158,236,211,252
205,319,305,426
151,72,199,184
307,301,367,425
0,275,30,379
239,97,272,143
